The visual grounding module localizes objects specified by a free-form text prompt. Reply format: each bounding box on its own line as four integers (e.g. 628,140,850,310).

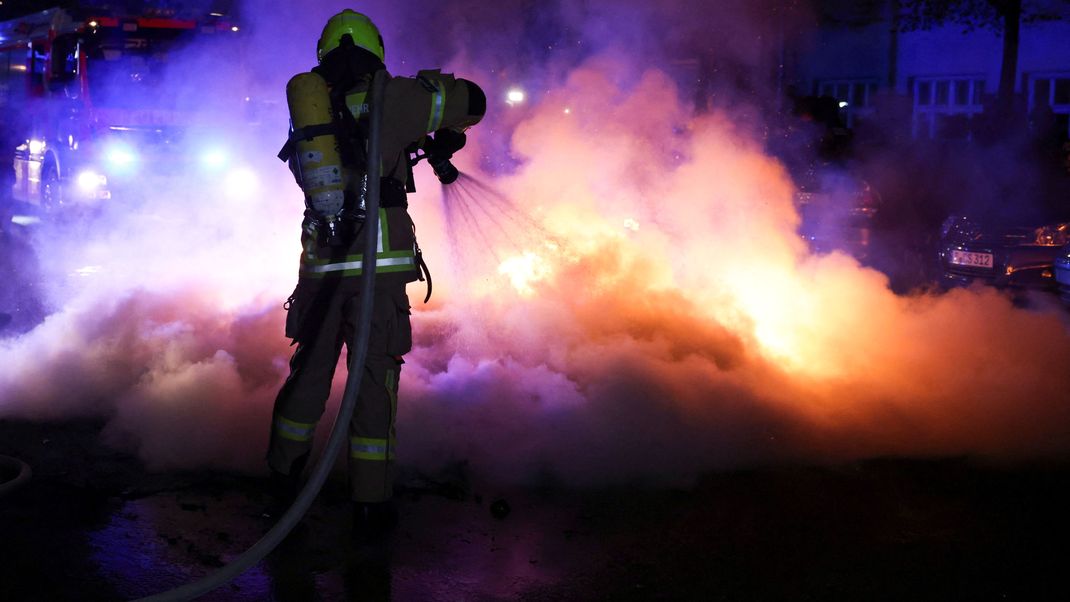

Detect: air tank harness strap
277,122,339,162
413,221,432,304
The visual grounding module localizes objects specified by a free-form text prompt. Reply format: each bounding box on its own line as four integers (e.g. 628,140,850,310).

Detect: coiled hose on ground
136,69,388,602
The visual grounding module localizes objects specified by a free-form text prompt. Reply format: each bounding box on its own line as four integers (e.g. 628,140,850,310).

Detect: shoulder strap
277,123,338,162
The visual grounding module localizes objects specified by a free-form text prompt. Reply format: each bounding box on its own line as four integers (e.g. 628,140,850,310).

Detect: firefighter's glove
425,129,467,160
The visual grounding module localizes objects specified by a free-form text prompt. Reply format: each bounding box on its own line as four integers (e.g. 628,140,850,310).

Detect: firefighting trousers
267,277,412,503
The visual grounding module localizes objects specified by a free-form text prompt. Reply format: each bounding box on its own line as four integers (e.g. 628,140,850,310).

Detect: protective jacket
295,70,483,286
269,68,485,504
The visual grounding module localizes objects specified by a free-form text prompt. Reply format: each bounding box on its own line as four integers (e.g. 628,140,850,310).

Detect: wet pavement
2,418,1070,601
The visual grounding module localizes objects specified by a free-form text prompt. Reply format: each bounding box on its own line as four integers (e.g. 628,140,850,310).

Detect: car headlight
201,147,229,170
76,170,107,192
1034,223,1070,246
105,143,138,168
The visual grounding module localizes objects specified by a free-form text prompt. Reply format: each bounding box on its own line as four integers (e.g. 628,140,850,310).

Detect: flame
5,54,1070,484
498,252,553,296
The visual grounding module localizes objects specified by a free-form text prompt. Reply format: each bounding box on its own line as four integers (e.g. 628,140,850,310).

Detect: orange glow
498,252,553,297
3,56,1070,484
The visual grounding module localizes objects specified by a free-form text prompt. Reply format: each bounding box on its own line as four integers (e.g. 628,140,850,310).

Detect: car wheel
40,162,61,212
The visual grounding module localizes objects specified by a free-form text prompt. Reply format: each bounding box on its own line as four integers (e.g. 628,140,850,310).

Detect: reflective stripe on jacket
299,208,416,279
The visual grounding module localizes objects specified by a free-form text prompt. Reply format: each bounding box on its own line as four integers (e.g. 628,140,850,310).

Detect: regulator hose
136,69,388,602
0,454,32,498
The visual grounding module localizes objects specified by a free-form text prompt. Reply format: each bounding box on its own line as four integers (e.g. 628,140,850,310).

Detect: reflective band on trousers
426,84,446,133
351,436,395,461
275,416,316,442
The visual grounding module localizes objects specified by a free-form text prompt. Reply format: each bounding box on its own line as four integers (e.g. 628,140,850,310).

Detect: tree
896,0,1070,115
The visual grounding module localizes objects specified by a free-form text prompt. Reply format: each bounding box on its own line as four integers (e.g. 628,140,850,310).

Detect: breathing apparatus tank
285,71,352,243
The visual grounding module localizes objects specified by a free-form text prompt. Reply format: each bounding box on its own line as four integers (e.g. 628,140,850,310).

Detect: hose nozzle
428,155,459,185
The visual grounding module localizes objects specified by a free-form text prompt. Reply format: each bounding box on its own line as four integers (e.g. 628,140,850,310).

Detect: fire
4,54,1070,486
717,259,850,377
498,251,553,296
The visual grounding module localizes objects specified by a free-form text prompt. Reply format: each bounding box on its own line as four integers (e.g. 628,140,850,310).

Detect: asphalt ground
2,418,1069,601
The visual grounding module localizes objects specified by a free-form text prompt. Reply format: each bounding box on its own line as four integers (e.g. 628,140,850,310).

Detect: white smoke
1,1,1069,486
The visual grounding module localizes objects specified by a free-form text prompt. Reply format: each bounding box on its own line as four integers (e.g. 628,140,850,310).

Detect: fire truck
0,6,244,211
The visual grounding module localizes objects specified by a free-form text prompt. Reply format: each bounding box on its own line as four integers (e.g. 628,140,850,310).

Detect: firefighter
267,9,486,536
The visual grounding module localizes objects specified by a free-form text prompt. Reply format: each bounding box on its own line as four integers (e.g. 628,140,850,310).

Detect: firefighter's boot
265,453,309,519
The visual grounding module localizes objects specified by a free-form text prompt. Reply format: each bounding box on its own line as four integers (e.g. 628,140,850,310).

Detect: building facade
794,1,1070,140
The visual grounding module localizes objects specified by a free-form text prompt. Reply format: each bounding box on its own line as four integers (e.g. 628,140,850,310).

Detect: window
0,46,33,139
852,82,866,106
954,81,970,106
1055,79,1070,105
51,35,79,83
0,47,29,111
917,81,932,106
1028,73,1070,138
912,76,985,139
935,81,949,105
30,42,47,91
816,78,879,128
1030,74,1070,110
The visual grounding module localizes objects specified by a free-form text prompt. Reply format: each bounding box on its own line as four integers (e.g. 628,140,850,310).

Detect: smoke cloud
1,1,1069,486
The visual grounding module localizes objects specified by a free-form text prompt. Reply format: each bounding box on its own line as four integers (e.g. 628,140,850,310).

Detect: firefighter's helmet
318,9,384,63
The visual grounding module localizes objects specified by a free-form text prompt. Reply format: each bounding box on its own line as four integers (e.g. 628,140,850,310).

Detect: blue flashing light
105,144,138,169
201,148,228,169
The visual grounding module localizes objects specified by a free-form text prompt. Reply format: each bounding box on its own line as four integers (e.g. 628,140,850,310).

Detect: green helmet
317,9,384,63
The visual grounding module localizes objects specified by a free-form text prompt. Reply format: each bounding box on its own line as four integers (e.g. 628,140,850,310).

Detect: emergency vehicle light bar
89,17,197,30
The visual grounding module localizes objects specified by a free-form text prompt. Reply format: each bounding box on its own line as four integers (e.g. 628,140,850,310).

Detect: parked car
939,214,1070,291
792,162,882,260
1055,243,1070,303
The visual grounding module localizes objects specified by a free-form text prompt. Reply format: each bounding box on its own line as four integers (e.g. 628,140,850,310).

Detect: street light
506,87,525,106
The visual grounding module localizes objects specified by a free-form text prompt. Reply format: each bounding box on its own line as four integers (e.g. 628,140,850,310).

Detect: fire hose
136,69,388,602
0,454,32,498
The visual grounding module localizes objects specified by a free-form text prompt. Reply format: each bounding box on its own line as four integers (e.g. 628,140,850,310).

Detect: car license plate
949,250,994,268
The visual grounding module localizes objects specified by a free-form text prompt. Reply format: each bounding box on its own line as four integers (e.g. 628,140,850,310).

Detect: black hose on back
136,69,388,602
